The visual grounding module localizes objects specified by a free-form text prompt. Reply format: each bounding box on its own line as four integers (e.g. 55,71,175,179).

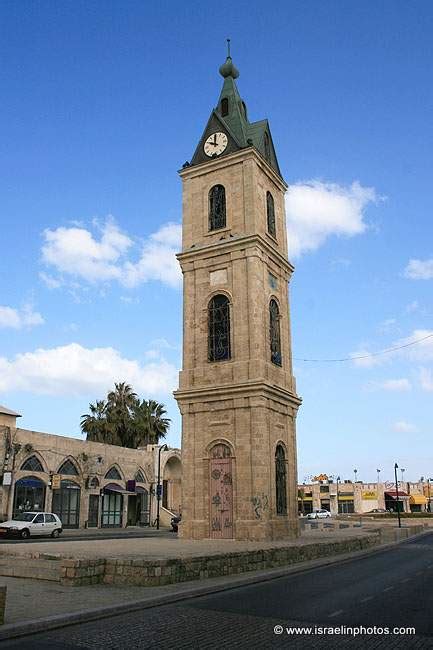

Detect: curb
0,528,430,642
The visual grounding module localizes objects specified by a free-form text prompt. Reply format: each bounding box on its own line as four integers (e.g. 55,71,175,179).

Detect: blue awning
16,478,45,488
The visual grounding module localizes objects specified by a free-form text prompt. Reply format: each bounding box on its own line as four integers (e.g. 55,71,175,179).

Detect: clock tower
174,50,301,541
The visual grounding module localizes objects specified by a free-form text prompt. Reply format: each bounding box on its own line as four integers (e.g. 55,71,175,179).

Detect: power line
293,331,433,363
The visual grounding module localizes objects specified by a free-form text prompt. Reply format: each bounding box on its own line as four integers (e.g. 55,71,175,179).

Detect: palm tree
81,384,170,448
81,400,110,442
132,399,170,447
106,382,137,447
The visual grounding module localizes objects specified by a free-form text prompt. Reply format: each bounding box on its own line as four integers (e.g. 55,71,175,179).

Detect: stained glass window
269,299,282,366
275,445,287,515
267,191,276,237
20,455,44,472
208,294,231,362
209,185,226,231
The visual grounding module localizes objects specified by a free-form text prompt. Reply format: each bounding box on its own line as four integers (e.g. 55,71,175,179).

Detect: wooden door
210,444,233,539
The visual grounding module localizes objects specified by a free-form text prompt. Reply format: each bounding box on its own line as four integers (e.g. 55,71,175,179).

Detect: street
1,532,432,648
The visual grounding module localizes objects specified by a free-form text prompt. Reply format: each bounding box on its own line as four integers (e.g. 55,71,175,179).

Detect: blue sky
1,1,432,483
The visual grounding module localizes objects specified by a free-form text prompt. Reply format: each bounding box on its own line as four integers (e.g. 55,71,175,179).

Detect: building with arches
174,52,301,540
0,406,179,529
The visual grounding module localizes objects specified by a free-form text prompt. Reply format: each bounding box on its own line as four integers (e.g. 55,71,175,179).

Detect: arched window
58,459,79,476
241,101,247,119
221,97,229,117
105,466,122,480
20,455,44,472
264,132,271,162
135,469,145,483
275,445,287,515
208,294,231,362
269,299,282,366
209,185,226,231
266,191,276,238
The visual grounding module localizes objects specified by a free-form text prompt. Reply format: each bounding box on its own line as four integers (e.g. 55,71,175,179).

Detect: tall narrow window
269,299,282,366
266,191,276,237
221,97,229,117
264,132,271,162
275,445,287,515
208,294,231,362
209,185,226,231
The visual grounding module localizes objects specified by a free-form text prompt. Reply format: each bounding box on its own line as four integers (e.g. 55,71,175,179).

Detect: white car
306,509,332,520
0,512,63,539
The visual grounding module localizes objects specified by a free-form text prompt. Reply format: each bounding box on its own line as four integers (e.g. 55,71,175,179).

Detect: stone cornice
177,232,295,276
179,147,288,192
174,380,302,408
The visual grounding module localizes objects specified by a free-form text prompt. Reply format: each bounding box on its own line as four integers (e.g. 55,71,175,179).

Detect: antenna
227,38,231,58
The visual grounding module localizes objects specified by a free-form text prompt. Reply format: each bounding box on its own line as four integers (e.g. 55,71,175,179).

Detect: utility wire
293,331,433,363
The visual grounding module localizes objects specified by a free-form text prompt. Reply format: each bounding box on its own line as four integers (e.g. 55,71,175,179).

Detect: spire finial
219,40,239,79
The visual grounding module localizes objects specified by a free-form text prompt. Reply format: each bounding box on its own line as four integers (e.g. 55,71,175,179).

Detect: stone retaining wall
60,534,380,587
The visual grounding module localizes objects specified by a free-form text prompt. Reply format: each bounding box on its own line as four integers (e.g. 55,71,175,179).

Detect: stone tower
174,51,301,541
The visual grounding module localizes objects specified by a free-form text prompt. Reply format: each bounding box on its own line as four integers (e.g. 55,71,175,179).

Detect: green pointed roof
189,52,282,177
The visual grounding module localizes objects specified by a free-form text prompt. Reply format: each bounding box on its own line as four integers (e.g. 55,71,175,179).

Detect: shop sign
2,472,12,486
362,491,377,500
51,474,61,490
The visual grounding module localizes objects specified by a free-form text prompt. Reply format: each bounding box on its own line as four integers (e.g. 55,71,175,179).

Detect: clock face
204,132,228,157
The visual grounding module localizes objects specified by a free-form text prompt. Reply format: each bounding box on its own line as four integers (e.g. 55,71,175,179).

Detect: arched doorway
52,479,81,528
101,484,123,527
209,443,233,539
13,476,46,517
162,456,182,514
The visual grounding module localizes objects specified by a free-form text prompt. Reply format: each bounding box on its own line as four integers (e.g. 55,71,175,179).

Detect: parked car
306,509,332,520
0,512,62,539
366,508,388,514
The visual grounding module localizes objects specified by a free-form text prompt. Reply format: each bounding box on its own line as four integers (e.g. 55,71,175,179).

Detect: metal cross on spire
227,38,231,58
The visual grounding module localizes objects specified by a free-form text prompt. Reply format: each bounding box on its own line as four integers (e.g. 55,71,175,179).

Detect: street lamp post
354,468,358,484
336,475,340,515
427,478,433,513
400,468,406,484
394,462,402,528
376,468,381,484
156,444,169,530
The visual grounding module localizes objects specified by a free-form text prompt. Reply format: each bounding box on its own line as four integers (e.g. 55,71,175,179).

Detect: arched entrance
52,479,81,528
162,455,182,514
101,484,123,527
13,476,46,517
209,443,233,539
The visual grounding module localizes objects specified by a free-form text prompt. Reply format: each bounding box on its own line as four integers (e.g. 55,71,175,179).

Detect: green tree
81,383,170,448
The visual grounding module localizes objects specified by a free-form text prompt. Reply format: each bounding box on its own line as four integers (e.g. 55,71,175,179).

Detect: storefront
337,494,355,513
410,494,427,512
101,483,124,527
385,490,409,512
12,476,46,517
52,479,81,528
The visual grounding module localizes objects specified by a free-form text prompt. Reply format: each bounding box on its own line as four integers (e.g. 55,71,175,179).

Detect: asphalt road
2,533,433,649
0,528,174,544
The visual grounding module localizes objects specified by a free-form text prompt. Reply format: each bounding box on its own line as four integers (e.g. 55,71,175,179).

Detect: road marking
328,610,344,618
360,596,373,603
383,586,394,592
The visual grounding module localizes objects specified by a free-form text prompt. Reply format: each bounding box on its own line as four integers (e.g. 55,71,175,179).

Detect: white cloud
0,305,44,330
420,368,433,392
0,343,178,397
41,218,181,289
350,349,383,368
377,318,397,334
404,259,433,280
392,420,417,433
285,180,378,257
374,378,412,392
394,329,433,362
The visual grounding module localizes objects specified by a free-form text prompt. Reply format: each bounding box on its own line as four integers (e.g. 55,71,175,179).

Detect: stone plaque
210,269,227,286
